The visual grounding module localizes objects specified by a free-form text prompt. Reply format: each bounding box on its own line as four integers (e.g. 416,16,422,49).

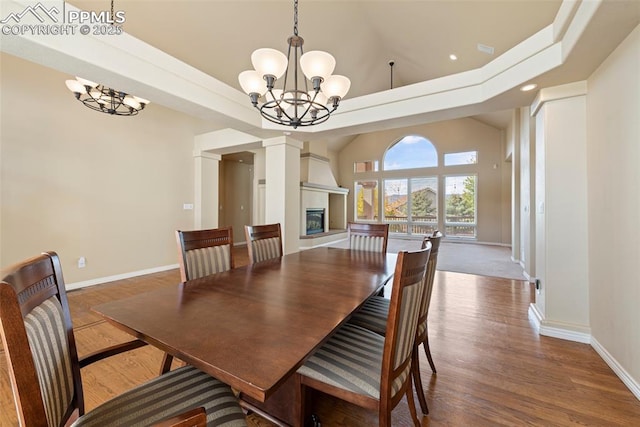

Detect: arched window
384,135,437,170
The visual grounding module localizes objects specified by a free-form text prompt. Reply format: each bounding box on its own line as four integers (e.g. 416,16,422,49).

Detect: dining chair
348,230,442,414
296,245,431,427
0,252,247,427
347,222,390,296
175,226,235,282
244,223,283,264
347,222,389,253
160,227,236,373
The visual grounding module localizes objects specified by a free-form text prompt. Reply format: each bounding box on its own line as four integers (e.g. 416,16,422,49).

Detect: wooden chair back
0,252,83,427
244,223,283,264
417,231,442,340
380,245,431,413
347,222,389,253
176,226,234,282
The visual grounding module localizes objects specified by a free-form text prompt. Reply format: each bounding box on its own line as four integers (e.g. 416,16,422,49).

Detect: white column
510,109,521,262
529,82,590,343
263,136,302,255
194,152,220,229
519,106,536,278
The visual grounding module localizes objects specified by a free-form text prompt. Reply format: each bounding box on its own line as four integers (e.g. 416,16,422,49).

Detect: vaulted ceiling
3,1,639,150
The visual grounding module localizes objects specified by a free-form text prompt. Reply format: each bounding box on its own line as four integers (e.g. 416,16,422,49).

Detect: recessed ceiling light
449,54,458,61
521,83,538,92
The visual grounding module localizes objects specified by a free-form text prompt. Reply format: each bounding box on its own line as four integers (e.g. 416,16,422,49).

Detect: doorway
219,152,253,244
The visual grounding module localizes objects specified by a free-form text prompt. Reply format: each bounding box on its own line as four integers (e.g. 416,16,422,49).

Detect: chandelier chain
293,0,298,36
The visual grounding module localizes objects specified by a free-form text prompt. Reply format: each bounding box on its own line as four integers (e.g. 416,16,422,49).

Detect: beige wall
0,54,201,284
337,118,510,244
587,25,640,387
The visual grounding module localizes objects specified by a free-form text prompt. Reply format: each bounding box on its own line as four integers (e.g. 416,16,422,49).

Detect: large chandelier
65,77,150,116
238,0,350,129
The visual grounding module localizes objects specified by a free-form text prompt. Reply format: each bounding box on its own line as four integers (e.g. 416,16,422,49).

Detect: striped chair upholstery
298,323,384,398
296,247,430,427
25,297,74,427
347,222,389,253
176,227,234,282
348,222,390,297
244,224,283,264
185,245,232,279
349,294,389,334
71,365,246,426
348,232,442,415
250,237,282,263
350,235,386,252
0,252,247,427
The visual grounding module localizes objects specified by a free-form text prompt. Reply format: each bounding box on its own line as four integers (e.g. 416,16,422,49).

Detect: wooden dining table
92,246,397,425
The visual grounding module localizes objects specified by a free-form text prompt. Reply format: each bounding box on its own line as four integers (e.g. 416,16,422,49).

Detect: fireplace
306,208,325,235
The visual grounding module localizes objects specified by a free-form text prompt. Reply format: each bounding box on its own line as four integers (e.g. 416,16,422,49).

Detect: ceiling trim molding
0,0,602,138
530,81,588,116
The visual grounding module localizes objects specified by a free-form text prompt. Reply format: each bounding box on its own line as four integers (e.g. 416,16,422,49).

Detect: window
383,177,438,235
384,179,407,232
410,177,438,234
444,151,477,166
354,160,379,173
355,180,379,221
444,175,476,237
384,135,437,170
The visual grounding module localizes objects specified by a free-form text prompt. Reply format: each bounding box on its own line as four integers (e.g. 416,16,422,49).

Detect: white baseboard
66,264,179,291
591,337,640,401
528,303,543,331
528,303,591,343
529,304,639,400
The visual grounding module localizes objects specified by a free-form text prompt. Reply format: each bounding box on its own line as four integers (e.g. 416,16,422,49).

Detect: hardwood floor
1,246,639,426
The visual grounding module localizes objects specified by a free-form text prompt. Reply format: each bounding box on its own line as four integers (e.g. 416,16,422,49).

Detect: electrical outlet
78,256,86,268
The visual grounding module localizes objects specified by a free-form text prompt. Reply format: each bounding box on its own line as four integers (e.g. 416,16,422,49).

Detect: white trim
539,323,591,344
528,303,544,331
528,303,591,343
591,337,640,401
66,264,179,291
522,271,536,283
530,81,588,115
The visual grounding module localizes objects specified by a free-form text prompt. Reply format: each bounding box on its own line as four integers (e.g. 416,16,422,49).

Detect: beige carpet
327,237,528,281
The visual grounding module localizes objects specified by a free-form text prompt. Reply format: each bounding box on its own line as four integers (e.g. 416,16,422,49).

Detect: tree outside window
445,175,476,237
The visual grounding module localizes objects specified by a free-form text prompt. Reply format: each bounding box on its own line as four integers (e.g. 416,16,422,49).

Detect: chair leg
159,353,174,375
411,345,429,415
296,374,309,427
405,374,421,427
423,325,437,374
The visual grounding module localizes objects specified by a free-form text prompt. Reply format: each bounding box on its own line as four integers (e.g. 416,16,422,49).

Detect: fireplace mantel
300,182,349,194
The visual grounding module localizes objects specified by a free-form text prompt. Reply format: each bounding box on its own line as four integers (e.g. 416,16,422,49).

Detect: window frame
443,174,477,238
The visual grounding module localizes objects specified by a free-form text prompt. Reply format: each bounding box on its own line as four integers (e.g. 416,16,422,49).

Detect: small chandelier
238,0,350,129
65,77,150,116
63,1,148,116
